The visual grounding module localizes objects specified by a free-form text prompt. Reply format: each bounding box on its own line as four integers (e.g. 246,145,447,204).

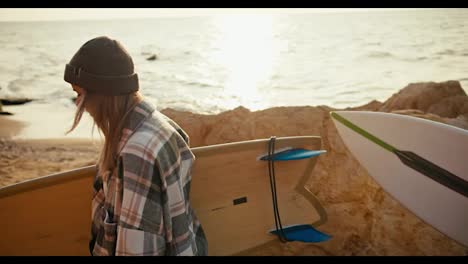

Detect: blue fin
269,224,331,243
261,149,327,161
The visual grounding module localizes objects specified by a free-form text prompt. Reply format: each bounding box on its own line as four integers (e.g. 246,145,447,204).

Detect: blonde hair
67,90,142,173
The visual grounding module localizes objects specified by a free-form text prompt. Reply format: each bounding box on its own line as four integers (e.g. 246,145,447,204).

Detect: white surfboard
330,111,468,247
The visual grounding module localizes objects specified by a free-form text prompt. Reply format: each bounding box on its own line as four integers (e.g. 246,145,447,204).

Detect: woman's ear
72,85,86,95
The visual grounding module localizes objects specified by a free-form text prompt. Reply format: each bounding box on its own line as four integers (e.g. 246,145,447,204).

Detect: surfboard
0,136,328,256
330,111,468,247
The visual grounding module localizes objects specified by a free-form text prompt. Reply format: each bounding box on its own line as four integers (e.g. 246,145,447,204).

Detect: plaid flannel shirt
89,100,207,256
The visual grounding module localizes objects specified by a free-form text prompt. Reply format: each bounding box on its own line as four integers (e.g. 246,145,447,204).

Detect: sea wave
435,49,457,56
400,56,430,62
366,51,394,58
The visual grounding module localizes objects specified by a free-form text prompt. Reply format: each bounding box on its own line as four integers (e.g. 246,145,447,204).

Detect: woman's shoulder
121,110,190,158
150,110,191,145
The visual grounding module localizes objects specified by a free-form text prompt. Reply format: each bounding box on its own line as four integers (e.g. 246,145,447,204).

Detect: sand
0,136,100,188
0,116,25,139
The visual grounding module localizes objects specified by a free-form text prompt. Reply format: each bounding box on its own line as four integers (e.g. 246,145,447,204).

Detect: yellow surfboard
0,136,327,256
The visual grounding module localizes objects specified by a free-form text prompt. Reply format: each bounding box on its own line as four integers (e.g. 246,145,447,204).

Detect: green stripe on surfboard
330,112,397,153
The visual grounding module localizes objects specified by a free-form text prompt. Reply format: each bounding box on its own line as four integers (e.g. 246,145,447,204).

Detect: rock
350,100,383,111
379,80,466,113
0,98,33,106
375,80,468,130
146,54,158,61
427,95,468,118
0,96,14,115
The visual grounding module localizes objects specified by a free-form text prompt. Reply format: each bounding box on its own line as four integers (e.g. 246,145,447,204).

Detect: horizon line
0,8,452,22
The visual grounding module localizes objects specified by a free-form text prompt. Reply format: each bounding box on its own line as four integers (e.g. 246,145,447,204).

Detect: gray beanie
64,36,139,95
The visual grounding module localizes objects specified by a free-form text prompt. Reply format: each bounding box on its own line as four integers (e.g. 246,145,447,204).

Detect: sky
0,8,435,22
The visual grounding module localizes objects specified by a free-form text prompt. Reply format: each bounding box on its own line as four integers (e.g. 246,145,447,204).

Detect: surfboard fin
269,224,331,243
260,148,327,161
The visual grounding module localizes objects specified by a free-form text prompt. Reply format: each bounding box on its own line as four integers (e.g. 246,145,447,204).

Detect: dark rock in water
0,111,13,115
0,98,33,106
146,54,158,61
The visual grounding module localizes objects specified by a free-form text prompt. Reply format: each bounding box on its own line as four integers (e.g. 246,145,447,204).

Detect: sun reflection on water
210,14,279,111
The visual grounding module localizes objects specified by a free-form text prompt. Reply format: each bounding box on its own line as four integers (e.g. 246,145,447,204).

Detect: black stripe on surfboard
395,150,468,198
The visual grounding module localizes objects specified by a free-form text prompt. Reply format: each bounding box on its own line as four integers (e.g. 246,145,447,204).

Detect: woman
64,36,207,256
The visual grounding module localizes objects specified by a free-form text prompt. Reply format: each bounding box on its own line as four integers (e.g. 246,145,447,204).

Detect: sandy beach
0,137,100,188
1,80,468,256
0,116,24,139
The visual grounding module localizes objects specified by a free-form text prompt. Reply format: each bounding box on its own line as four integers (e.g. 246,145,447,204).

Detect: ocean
1,8,468,138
